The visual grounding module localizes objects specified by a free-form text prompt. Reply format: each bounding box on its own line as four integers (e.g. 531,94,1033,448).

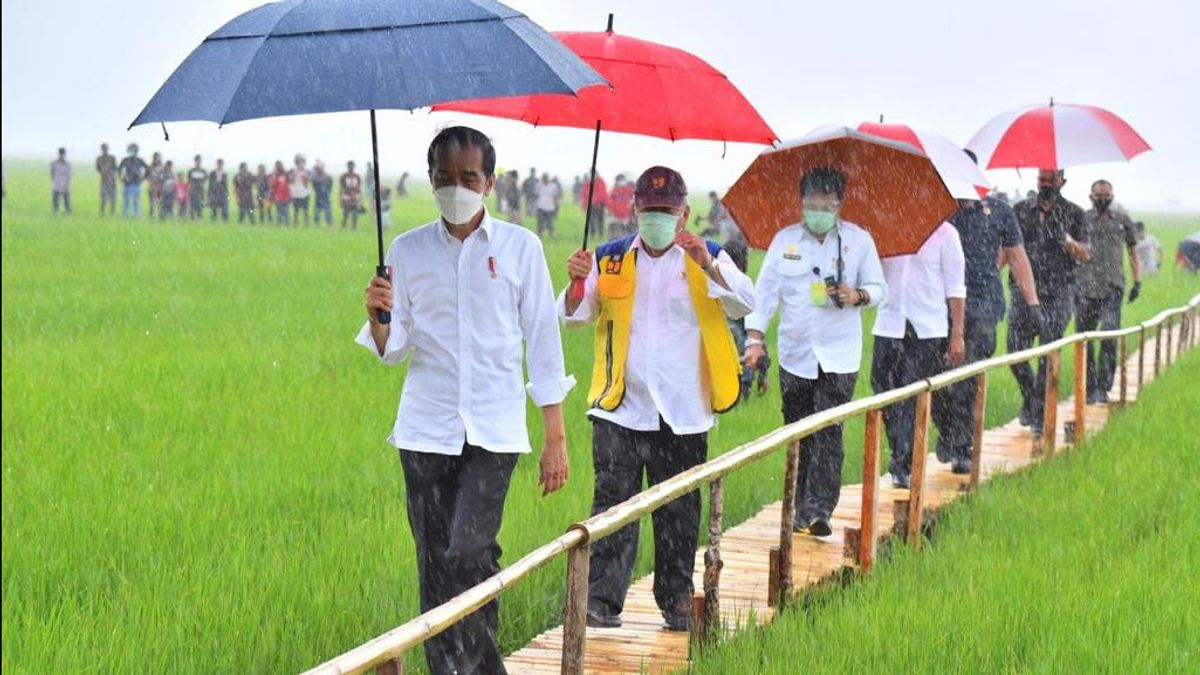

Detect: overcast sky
3,0,1197,210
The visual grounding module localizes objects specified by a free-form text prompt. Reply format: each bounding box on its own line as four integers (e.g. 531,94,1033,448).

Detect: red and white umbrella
966,101,1151,170
857,121,990,200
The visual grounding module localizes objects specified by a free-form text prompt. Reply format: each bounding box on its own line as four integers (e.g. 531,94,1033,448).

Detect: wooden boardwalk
505,326,1182,675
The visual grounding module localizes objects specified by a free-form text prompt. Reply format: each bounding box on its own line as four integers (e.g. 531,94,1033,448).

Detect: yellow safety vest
586,235,742,414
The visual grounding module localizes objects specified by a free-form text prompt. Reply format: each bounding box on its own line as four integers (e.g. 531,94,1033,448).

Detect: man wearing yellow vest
560,166,754,632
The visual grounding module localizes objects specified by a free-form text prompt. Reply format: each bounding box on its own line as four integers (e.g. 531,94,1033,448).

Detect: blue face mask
637,211,680,250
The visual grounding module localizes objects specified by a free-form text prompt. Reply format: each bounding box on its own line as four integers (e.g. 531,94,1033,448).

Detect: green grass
693,349,1200,674
1,164,1197,673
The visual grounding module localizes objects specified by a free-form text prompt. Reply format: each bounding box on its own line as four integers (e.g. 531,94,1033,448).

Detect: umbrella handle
568,277,585,302
375,264,392,325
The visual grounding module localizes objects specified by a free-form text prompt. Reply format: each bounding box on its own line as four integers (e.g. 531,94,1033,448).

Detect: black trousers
587,418,707,619
934,316,998,461
780,367,857,524
871,322,948,476
1008,293,1074,424
400,444,518,675
1076,287,1123,397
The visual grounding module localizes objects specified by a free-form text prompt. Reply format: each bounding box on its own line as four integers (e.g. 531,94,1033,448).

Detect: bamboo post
844,528,862,565
970,372,987,490
1119,335,1128,405
767,547,781,607
1166,316,1174,366
1154,323,1162,377
860,410,881,572
376,658,403,675
1042,350,1060,458
1138,325,1146,393
907,391,931,550
561,542,590,675
700,479,724,643
776,441,800,604
1073,341,1087,444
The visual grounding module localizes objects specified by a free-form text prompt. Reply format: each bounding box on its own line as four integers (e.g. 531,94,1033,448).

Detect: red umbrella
966,100,1151,170
433,14,776,297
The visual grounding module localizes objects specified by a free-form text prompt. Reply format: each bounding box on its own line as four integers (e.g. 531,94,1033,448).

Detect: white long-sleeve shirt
745,220,886,378
355,211,574,455
559,238,755,435
873,222,967,339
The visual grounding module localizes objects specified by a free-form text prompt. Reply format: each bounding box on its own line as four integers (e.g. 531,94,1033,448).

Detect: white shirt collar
436,207,493,243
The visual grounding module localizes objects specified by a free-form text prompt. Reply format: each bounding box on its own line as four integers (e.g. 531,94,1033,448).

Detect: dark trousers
1008,293,1074,425
237,204,256,224
934,316,998,461
189,194,204,219
399,444,518,675
536,209,555,237
587,418,707,619
871,322,948,476
52,190,71,214
781,367,857,524
1076,288,1123,397
210,201,229,221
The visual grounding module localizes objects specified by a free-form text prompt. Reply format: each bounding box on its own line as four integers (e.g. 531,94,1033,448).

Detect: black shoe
792,517,810,533
807,518,833,537
663,611,691,632
1018,401,1033,427
1092,391,1109,404
951,458,972,475
587,608,622,629
891,473,911,489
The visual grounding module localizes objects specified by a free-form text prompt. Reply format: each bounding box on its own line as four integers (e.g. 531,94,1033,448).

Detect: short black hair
800,167,846,200
427,126,496,177
1091,179,1112,191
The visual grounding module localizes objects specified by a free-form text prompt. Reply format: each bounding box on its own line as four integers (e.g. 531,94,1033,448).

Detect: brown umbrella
722,126,956,258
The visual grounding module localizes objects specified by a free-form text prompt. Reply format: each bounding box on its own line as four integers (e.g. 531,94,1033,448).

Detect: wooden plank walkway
505,326,1183,674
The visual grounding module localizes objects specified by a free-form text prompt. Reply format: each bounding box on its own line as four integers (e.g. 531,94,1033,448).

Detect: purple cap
634,166,688,208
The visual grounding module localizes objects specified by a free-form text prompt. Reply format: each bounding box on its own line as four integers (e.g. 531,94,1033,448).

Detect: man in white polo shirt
561,165,754,632
359,127,573,675
743,167,886,537
871,221,967,486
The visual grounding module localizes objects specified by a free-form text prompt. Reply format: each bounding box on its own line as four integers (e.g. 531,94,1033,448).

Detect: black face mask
1038,185,1059,201
1092,197,1113,212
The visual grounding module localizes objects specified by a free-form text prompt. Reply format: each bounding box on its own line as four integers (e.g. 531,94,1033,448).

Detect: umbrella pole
569,120,603,302
371,109,391,325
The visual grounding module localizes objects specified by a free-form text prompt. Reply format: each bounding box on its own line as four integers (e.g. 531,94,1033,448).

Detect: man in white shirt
534,172,559,239
743,167,886,537
871,222,967,485
359,127,573,675
289,154,311,226
561,166,754,632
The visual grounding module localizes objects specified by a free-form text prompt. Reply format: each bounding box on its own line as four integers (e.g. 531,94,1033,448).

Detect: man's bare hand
675,230,713,268
538,436,569,496
567,249,592,281
365,274,393,323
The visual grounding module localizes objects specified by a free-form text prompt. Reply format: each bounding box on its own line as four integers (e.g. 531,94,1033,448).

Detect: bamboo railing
305,294,1199,675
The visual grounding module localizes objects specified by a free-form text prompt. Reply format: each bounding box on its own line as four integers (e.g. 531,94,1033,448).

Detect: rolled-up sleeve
557,261,599,328
745,239,782,334
857,232,887,307
354,243,414,365
521,243,576,407
707,250,755,319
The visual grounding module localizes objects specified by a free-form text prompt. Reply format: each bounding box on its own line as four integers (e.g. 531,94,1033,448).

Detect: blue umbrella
130,0,604,323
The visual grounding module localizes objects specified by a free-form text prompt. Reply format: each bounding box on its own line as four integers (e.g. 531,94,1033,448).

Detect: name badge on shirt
810,280,829,307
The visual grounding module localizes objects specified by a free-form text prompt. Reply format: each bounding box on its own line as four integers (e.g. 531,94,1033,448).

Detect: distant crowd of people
48,143,413,229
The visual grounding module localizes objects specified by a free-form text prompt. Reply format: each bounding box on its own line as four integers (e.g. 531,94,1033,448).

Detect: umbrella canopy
965,101,1151,170
722,126,956,258
431,25,776,144
857,121,990,200
130,0,605,126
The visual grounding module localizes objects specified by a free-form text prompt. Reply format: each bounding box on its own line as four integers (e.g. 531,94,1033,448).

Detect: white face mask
434,185,484,225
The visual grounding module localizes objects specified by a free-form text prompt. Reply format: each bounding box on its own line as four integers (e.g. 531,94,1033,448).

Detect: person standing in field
359,126,571,675
561,165,754,631
271,161,291,225
312,160,334,226
534,172,559,239
174,171,188,216
208,159,230,222
96,143,118,216
255,164,272,223
522,166,539,222
936,151,1041,472
743,167,886,537
1075,180,1141,404
871,220,967,486
187,156,207,220
118,143,148,218
289,154,311,226
159,160,176,220
234,162,256,224
147,152,167,219
505,169,522,224
607,174,634,236
1133,221,1161,276
397,171,409,197
50,147,72,215
339,160,362,230
581,169,608,238
1009,169,1091,436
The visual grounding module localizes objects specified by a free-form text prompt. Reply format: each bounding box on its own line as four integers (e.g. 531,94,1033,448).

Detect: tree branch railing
305,294,1199,675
